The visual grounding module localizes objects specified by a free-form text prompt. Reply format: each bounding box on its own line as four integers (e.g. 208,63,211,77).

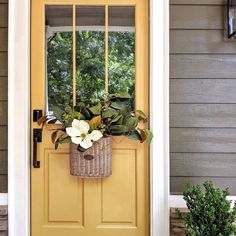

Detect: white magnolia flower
66,119,103,149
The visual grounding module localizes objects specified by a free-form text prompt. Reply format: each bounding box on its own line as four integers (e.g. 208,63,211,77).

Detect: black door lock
33,129,42,168
33,110,43,122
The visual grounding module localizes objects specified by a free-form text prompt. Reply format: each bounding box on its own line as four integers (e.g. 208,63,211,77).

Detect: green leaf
71,111,85,120
136,110,148,122
109,125,129,135
125,116,138,129
103,108,118,118
111,114,123,124
127,131,142,141
88,103,102,115
145,129,153,144
57,136,71,144
110,101,127,110
81,107,91,119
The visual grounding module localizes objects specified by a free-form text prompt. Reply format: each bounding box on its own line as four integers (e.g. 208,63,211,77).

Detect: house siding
169,1,236,194
0,0,8,193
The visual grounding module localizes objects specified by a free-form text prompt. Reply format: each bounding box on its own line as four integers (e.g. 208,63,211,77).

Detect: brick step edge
0,206,7,233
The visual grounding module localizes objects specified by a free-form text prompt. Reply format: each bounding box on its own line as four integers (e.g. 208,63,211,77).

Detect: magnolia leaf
72,111,85,120
136,110,148,122
125,116,138,129
109,125,129,135
138,128,146,143
81,107,91,119
55,141,59,150
37,115,47,126
110,101,126,110
51,130,58,144
89,103,102,115
128,131,142,141
58,136,71,144
111,114,123,124
145,129,153,144
89,115,102,126
103,108,118,118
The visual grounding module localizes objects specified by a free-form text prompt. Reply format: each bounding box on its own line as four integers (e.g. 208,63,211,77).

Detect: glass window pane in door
76,6,105,104
45,5,73,114
108,6,135,110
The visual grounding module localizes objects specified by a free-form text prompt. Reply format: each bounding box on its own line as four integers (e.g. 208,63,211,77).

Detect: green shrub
177,181,236,236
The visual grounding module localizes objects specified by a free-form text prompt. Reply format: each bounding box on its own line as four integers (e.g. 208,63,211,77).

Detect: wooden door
31,0,149,235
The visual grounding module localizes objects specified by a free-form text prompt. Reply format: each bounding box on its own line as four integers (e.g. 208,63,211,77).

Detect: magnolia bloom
66,119,103,149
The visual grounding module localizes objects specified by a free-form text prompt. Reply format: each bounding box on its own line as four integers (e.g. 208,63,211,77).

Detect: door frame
8,0,170,235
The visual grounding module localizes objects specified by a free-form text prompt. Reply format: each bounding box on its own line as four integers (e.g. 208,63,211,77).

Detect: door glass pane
108,6,135,110
76,6,105,104
45,6,73,114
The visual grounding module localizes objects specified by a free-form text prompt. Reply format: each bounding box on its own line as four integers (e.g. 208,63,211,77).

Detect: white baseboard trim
170,195,236,208
0,194,8,205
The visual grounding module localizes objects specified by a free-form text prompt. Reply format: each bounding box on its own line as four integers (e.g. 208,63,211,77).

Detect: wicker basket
70,137,112,178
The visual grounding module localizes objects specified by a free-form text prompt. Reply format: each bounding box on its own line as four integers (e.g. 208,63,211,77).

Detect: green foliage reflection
47,30,135,111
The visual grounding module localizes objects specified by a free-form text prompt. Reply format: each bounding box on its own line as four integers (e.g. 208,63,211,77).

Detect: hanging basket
70,137,112,178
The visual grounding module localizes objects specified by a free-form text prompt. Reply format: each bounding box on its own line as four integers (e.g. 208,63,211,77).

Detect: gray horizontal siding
170,30,236,54
170,79,236,103
0,53,7,77
0,4,7,27
170,55,236,78
170,5,224,29
170,0,224,4
0,102,7,125
171,153,236,177
0,29,7,52
170,128,236,153
0,126,7,150
0,152,7,175
170,2,236,194
0,175,7,193
0,2,7,194
170,104,236,127
0,78,7,101
171,177,236,195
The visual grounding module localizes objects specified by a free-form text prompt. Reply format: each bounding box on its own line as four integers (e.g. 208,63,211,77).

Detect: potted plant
39,93,153,178
177,181,236,236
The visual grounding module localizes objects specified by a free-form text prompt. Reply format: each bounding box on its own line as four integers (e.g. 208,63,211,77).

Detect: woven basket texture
70,137,112,178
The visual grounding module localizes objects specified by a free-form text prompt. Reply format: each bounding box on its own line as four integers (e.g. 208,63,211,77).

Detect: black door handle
33,129,42,168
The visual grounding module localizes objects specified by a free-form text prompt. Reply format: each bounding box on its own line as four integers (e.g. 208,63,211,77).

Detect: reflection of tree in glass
47,32,73,111
47,31,135,110
76,31,105,103
109,32,135,110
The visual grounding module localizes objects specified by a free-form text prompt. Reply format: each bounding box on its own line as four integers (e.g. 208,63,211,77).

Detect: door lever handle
33,129,42,168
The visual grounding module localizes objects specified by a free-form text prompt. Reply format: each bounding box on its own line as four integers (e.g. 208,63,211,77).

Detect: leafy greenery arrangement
39,93,153,152
176,181,236,236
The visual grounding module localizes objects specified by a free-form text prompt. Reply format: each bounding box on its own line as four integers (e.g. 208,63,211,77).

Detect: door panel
31,0,149,235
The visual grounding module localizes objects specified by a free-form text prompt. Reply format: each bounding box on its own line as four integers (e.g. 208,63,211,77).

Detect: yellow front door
31,0,149,235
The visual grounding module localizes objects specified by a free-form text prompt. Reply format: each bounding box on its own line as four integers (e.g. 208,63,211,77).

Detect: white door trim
8,0,31,235
8,0,170,235
149,0,170,235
